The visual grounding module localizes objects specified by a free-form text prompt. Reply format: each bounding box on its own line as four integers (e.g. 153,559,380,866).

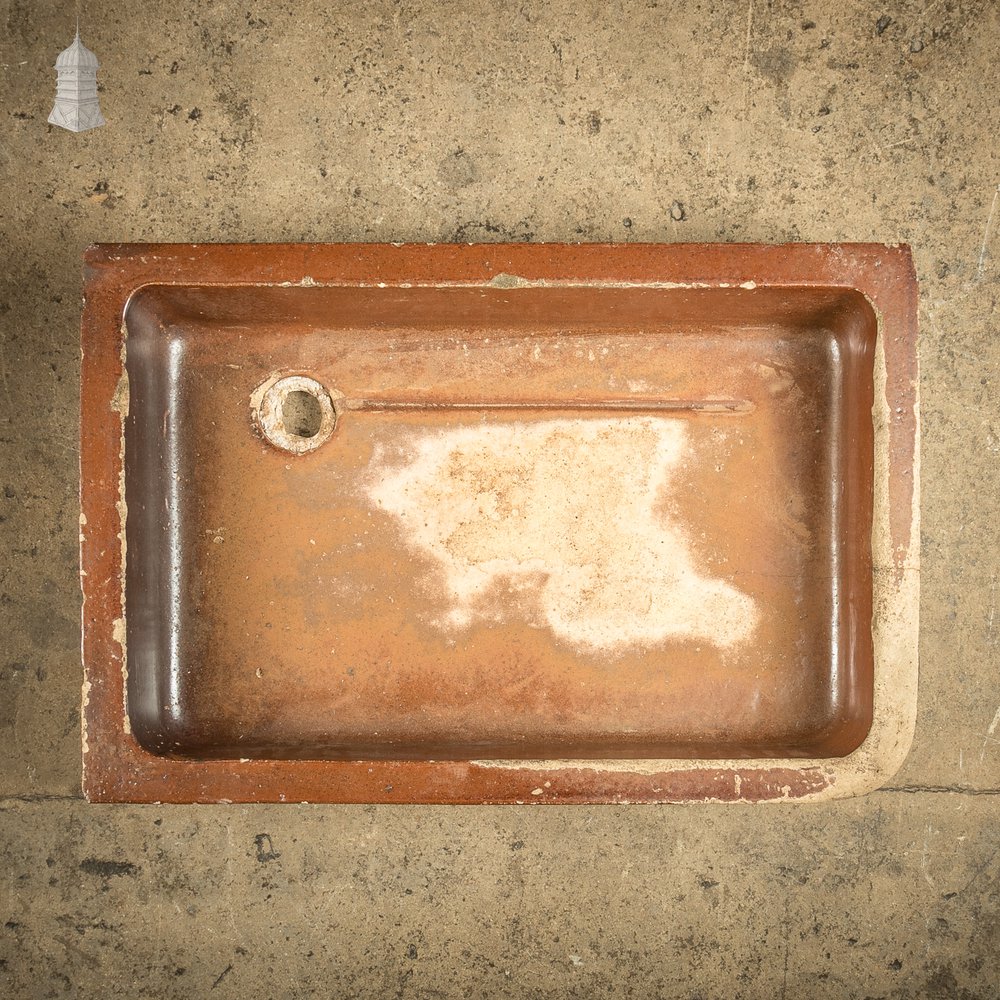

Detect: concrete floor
1,0,998,995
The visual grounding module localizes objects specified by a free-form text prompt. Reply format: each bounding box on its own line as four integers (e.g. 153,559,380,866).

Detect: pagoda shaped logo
49,31,106,133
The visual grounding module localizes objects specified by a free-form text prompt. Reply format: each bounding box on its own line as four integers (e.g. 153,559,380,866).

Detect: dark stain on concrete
78,859,139,879
438,149,479,190
253,834,279,863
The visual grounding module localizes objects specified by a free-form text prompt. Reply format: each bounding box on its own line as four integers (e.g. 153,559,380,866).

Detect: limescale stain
366,417,757,653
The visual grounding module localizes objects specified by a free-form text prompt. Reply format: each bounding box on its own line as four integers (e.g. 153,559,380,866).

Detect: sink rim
80,241,919,804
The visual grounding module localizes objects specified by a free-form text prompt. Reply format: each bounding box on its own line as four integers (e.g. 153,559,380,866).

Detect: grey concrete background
1,0,998,996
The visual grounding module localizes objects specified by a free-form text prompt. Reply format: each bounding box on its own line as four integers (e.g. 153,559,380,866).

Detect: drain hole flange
254,375,339,454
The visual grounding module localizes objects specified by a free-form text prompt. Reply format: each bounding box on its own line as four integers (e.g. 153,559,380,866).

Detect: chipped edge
110,332,131,735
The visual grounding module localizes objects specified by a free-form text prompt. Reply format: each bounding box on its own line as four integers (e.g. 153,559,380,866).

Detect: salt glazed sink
80,243,919,803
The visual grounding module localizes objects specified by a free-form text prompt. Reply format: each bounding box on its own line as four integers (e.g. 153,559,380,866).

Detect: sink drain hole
253,375,340,454
282,389,323,438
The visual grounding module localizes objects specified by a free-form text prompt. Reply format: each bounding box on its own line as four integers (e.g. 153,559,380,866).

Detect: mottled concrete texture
0,0,998,996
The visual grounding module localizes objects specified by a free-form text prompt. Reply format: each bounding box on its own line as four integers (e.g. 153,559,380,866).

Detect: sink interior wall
122,283,876,761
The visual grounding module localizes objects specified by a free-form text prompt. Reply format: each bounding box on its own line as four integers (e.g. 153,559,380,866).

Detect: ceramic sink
80,243,919,803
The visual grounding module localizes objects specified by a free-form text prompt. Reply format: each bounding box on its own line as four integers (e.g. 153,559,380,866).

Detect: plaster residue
81,678,91,756
366,417,757,652
111,337,130,734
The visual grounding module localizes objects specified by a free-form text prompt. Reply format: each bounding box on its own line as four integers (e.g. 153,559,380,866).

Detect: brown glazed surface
80,243,918,803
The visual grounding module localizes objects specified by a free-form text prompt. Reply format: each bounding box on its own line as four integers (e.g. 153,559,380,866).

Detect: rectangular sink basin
80,243,919,803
